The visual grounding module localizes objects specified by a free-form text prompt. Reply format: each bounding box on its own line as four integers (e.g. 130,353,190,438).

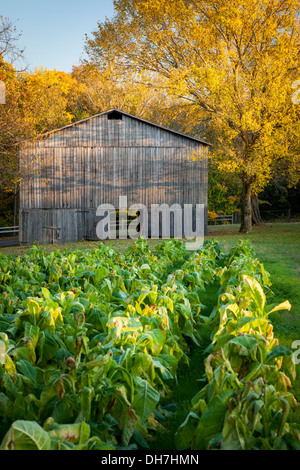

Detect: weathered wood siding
19,111,209,244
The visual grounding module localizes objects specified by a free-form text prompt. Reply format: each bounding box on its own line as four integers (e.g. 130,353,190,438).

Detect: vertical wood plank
18,112,209,244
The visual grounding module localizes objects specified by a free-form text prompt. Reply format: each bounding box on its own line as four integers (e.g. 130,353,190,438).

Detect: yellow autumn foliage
85,0,300,231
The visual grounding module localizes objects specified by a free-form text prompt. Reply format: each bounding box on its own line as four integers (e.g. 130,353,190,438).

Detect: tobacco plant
175,241,300,450
0,239,219,449
0,239,298,450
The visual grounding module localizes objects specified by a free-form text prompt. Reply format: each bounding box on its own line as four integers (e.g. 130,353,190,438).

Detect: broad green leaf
157,295,174,312
102,278,113,298
137,290,152,305
234,316,270,336
37,329,60,366
131,352,154,381
13,393,29,421
0,393,13,418
175,412,200,450
79,422,91,445
41,301,64,330
118,399,138,447
16,359,37,383
109,366,135,402
149,329,165,356
133,377,160,422
222,417,247,450
76,387,94,423
52,394,75,424
266,300,292,316
242,276,266,315
226,335,258,352
95,266,109,283
152,358,174,381
24,322,40,350
242,363,291,391
4,354,17,377
27,299,41,324
191,390,235,450
140,264,151,271
266,345,293,363
157,354,178,376
41,287,52,299
0,420,51,450
38,377,62,416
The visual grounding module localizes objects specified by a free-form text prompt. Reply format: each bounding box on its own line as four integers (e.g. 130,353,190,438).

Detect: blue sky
1,0,115,72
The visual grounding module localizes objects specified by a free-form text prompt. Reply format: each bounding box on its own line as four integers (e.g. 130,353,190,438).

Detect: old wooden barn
19,109,210,245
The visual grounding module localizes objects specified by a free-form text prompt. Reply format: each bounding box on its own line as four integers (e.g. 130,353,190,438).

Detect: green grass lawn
1,221,300,444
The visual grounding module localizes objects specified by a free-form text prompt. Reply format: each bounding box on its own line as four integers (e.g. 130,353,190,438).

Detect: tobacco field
0,238,299,450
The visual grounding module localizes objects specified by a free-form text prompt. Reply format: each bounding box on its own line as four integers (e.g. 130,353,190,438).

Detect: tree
0,16,24,67
18,68,78,134
208,162,240,215
0,16,26,195
0,66,80,192
71,62,187,125
0,16,27,224
85,0,300,232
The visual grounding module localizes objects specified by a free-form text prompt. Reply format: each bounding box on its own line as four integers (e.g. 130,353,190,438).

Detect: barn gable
19,109,209,244
34,109,210,148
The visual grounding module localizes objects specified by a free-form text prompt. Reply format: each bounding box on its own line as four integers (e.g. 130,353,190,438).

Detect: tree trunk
239,177,252,233
251,194,263,225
